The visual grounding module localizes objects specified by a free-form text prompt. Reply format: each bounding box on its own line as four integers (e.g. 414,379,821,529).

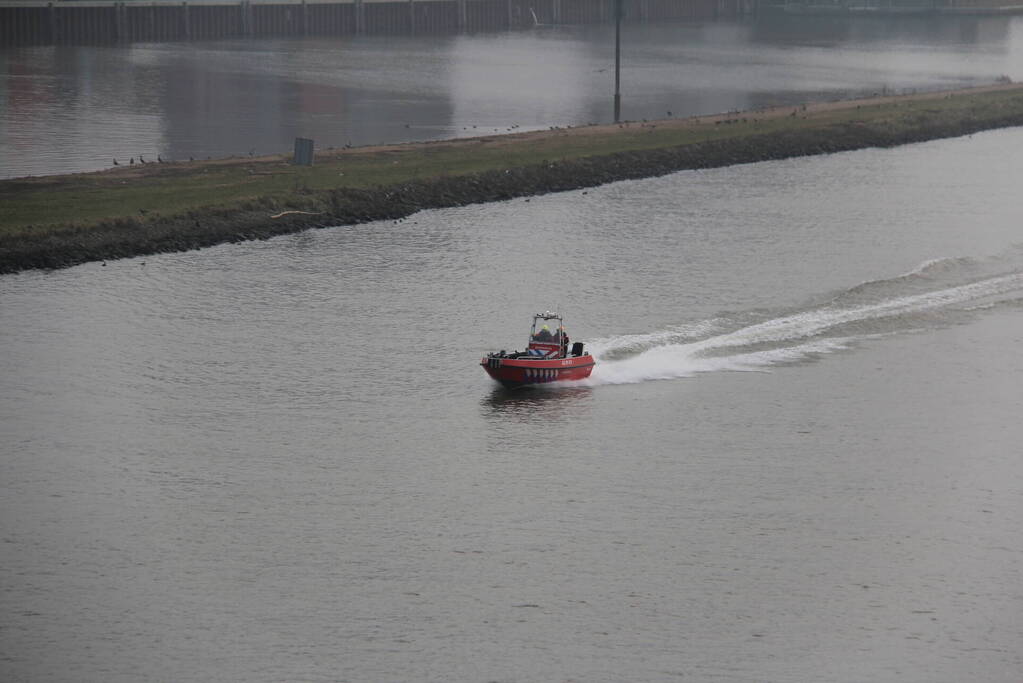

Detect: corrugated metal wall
0,0,750,47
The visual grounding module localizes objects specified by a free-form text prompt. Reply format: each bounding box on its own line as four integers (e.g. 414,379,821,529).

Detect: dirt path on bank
316,82,1023,158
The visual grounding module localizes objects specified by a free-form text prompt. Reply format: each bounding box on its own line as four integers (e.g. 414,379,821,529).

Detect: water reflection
481,384,593,421
3,16,1022,178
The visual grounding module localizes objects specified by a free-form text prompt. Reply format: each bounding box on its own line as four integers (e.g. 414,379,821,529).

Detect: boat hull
481,354,595,388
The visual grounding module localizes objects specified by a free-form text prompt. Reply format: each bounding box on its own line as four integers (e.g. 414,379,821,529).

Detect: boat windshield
530,316,564,344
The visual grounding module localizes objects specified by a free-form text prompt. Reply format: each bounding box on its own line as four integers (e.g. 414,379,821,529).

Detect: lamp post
613,0,622,123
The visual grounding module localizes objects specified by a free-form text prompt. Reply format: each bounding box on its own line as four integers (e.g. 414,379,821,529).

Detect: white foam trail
585,318,726,358
586,336,856,385
719,273,1021,348
901,256,970,277
582,273,1023,387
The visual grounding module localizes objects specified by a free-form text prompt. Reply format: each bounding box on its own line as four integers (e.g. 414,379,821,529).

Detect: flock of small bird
112,153,215,167
112,154,168,166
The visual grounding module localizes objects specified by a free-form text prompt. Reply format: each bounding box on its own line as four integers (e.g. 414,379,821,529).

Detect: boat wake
581,252,1023,387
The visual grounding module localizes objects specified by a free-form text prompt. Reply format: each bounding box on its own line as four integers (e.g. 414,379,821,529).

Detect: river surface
2,122,1022,680
3,14,1023,178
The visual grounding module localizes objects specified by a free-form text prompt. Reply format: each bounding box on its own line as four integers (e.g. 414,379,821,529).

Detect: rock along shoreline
3,85,1023,275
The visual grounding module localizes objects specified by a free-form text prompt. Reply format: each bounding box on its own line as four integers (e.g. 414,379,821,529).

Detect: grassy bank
3,83,1023,274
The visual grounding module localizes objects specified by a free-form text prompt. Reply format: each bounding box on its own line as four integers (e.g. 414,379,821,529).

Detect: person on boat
561,330,570,358
535,324,552,341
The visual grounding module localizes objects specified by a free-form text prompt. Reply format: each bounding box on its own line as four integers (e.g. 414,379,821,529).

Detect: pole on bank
613,0,622,123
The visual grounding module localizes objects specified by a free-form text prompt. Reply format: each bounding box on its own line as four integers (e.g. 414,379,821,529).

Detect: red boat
481,311,595,388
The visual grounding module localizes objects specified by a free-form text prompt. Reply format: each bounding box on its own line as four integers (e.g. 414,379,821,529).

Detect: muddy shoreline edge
4,86,1023,275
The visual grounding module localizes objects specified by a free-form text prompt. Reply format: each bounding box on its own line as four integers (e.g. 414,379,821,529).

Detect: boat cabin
527,312,569,358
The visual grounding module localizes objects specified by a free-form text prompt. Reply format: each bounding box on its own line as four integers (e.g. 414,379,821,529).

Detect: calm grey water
2,124,1022,681
3,15,1023,178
